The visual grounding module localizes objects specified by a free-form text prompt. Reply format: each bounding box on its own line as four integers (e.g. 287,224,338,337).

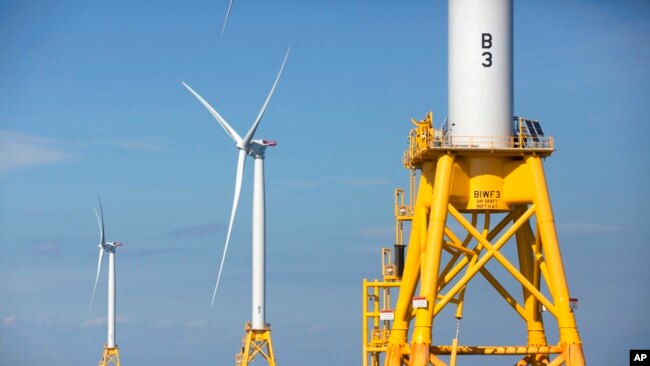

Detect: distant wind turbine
87,199,122,366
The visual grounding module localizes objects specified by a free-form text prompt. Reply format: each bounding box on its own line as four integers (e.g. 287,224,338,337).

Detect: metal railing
403,127,554,166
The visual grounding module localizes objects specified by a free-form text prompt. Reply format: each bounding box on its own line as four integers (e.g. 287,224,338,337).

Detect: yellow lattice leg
516,220,549,365
527,156,585,366
99,345,120,366
409,155,455,366
385,162,436,366
238,322,276,366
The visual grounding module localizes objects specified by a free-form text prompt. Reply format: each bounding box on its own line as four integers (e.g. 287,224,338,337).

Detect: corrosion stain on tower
362,1,585,365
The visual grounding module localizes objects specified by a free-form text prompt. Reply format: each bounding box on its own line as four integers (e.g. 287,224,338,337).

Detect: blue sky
1,0,649,365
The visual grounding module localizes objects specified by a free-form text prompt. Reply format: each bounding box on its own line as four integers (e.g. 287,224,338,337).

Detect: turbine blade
211,149,246,306
94,201,105,247
220,0,234,38
182,82,243,144
241,48,290,148
87,248,105,320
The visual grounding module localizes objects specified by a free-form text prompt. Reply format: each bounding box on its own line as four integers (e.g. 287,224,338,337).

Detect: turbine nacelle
237,139,278,151
248,139,278,158
100,242,123,252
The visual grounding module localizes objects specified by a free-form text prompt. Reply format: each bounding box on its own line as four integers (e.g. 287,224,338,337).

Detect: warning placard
412,297,428,309
380,310,394,321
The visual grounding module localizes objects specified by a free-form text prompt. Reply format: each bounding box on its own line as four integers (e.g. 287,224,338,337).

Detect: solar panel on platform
525,120,538,137
523,120,540,142
532,121,544,136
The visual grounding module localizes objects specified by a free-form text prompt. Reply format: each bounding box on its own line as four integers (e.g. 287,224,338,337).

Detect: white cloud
306,324,328,333
0,130,71,172
83,316,105,327
83,314,129,328
328,176,388,186
556,222,629,235
32,241,61,255
170,222,222,237
1,316,16,327
184,320,210,329
276,176,388,189
153,319,174,328
92,136,168,152
360,225,394,240
34,315,51,324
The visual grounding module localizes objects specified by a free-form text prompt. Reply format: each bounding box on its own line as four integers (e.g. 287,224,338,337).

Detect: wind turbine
182,49,289,365
87,199,122,366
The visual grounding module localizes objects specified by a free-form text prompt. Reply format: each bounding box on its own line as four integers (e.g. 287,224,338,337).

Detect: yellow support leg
526,156,585,365
410,154,455,366
516,219,549,365
238,322,276,366
385,162,436,366
99,345,120,366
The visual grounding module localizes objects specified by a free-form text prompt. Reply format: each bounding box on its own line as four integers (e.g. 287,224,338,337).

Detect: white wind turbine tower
182,49,289,366
87,199,122,366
